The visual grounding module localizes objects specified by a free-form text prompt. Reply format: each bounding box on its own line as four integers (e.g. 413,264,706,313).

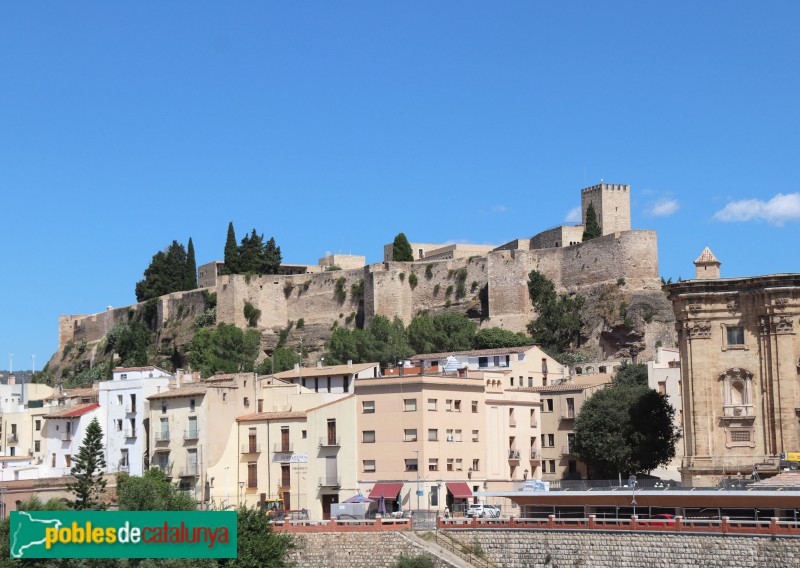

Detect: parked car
649,514,675,526
466,504,501,518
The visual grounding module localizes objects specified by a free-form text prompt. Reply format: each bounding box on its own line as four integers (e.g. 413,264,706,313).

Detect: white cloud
564,207,581,223
647,198,680,217
713,193,800,226
490,205,509,214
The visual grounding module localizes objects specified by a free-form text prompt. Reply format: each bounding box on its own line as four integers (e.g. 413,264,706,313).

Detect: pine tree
582,202,602,241
67,417,108,510
186,237,197,289
263,236,282,275
222,222,239,275
134,241,189,302
392,232,414,261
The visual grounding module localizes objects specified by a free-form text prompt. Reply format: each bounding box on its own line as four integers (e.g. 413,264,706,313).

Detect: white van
465,504,500,518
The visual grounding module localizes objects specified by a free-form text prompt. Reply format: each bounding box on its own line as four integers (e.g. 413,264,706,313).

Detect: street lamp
467,468,473,480
523,469,529,480
239,481,245,506
628,474,637,518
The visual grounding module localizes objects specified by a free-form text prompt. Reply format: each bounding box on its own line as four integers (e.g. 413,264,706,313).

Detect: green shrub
345,312,356,325
408,273,418,289
643,313,654,324
325,265,342,271
471,280,479,292
391,553,436,568
351,279,365,299
617,277,626,287
243,301,261,327
445,284,454,297
425,264,433,279
296,318,305,329
399,272,405,282
433,284,440,296
334,277,347,303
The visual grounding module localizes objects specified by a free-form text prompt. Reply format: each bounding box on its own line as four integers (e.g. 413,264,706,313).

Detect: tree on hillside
117,468,196,511
135,240,194,302
582,202,602,241
188,323,261,377
571,364,680,479
106,321,151,367
406,313,437,354
473,327,532,350
186,237,197,289
613,361,648,387
67,417,108,510
232,506,296,568
222,221,239,275
392,233,414,262
526,270,584,354
256,347,300,375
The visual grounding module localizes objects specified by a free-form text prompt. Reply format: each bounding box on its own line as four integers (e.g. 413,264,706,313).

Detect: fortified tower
580,183,631,235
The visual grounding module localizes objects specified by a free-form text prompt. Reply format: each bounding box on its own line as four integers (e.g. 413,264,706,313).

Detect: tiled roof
113,366,170,373
510,382,609,393
44,402,100,419
237,411,306,422
694,247,720,264
147,386,208,400
750,472,800,488
412,346,537,361
272,363,379,379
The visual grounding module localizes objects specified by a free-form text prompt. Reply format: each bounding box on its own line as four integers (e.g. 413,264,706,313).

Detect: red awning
368,482,404,499
446,482,473,500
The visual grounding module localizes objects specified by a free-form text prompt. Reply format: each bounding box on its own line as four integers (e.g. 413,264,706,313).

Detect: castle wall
530,225,584,249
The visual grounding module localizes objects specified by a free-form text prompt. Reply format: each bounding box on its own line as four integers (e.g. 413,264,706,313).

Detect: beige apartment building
355,371,540,514
667,249,800,485
516,378,611,481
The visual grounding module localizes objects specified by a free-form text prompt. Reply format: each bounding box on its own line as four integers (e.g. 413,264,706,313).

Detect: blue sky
2,2,799,368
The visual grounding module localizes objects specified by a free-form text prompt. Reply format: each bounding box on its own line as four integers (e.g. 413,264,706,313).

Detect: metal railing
241,443,262,454
318,477,341,487
125,404,135,414
184,430,199,441
179,467,198,477
435,530,497,568
319,436,341,447
155,431,170,442
273,443,293,453
124,429,136,439
508,450,521,460
560,409,575,420
7,434,18,444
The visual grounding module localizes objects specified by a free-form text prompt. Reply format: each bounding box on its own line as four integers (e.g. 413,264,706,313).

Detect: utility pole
414,449,420,513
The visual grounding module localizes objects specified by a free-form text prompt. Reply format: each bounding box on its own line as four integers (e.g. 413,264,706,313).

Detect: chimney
294,363,300,373
347,360,353,369
317,361,323,368
7,374,15,385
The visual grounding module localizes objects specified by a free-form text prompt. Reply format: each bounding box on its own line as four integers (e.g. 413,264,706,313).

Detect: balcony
273,443,293,453
508,450,521,461
561,445,572,456
184,430,199,441
118,463,130,473
530,420,538,429
60,432,72,442
560,409,576,421
7,433,19,444
319,436,341,448
530,449,541,461
179,467,198,477
125,429,136,439
509,419,517,428
721,404,755,421
125,404,136,414
241,443,262,454
318,477,341,488
155,431,170,442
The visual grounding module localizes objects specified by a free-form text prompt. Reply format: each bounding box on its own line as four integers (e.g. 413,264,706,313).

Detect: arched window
719,368,754,418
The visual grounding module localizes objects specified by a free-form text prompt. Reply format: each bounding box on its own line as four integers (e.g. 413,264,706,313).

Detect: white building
647,347,684,481
99,366,174,476
41,398,101,478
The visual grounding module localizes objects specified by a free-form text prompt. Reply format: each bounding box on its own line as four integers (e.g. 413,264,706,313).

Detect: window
405,459,418,472
117,395,123,406
404,429,418,442
545,399,554,412
161,402,167,414
314,378,319,393
530,409,536,426
428,398,437,411
327,377,331,393
51,453,56,467
454,400,461,412
447,458,454,472
257,399,264,412
472,459,480,471
446,399,453,412
472,430,479,442
362,401,375,414
528,377,533,387
65,454,72,468
363,431,376,443
343,379,349,393
404,399,417,412
446,429,454,442
120,374,127,380
472,401,478,413
428,429,438,441
120,449,129,467
726,326,745,346
548,434,555,447
301,430,307,439
455,458,463,471
549,460,556,473
244,397,250,407
428,458,439,472
658,381,667,395
363,460,376,473
34,440,40,452
115,419,123,432
731,430,751,442
248,462,258,488
478,357,488,368
35,420,41,431
454,429,462,442
222,393,227,403
190,399,196,412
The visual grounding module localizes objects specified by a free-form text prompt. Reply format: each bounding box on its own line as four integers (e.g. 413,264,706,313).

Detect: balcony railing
561,445,572,456
125,404,135,414
509,420,517,428
184,430,199,441
179,467,198,477
318,477,341,488
125,429,136,439
119,463,130,473
7,433,19,444
155,431,170,442
560,409,576,420
60,432,72,442
530,449,540,461
241,443,262,454
508,450,521,461
319,437,341,447
273,443,293,453
722,404,755,419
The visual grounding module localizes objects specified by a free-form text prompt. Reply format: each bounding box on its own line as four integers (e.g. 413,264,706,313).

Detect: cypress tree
222,222,239,275
263,236,282,275
392,232,414,261
582,202,602,241
67,417,108,510
186,237,197,289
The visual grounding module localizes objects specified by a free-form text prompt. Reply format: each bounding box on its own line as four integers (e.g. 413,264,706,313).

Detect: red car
650,514,675,527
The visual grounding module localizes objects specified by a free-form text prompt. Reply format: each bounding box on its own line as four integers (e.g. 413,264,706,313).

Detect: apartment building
516,378,611,481
41,389,102,478
271,362,379,400
355,371,540,514
647,348,684,481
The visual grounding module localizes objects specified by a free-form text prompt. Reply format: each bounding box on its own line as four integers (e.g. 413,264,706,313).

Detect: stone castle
55,183,674,366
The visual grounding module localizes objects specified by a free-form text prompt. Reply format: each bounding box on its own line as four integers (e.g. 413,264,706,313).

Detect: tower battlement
581,182,631,235
581,183,630,194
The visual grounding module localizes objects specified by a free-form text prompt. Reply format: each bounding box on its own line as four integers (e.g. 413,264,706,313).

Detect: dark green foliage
425,264,433,279
345,312,356,324
391,553,436,568
67,417,108,510
445,285,453,297
188,324,261,377
135,240,195,302
616,277,625,287
106,321,152,367
454,269,468,300
296,318,304,329
334,277,347,303
224,506,296,568
117,468,196,511
243,301,261,327
408,273,418,289
256,347,300,375
186,237,197,289
571,374,680,478
399,272,405,282
63,361,112,389
612,362,649,387
582,202,602,241
526,270,584,353
222,222,239,275
351,279,365,300
407,312,476,354
433,284,440,296
325,316,413,367
392,232,414,261
471,280,479,292
325,265,342,271
196,291,217,328
473,327,532,349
